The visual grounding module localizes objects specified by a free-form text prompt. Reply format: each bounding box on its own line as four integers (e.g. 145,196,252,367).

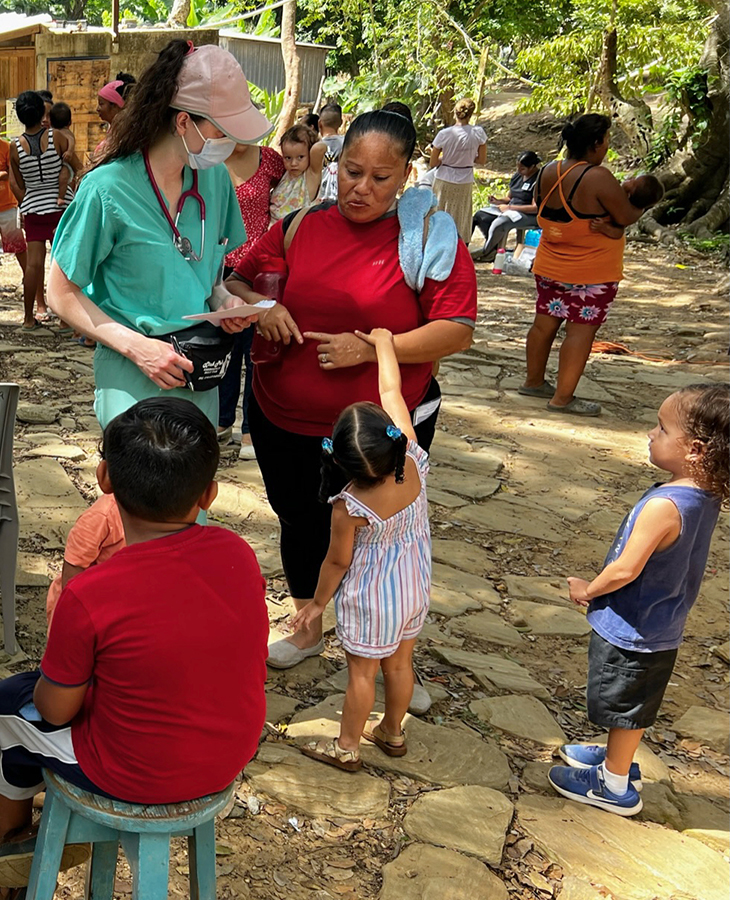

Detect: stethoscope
143,149,206,261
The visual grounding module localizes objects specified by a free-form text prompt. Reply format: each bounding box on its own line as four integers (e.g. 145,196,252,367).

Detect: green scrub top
51,153,247,431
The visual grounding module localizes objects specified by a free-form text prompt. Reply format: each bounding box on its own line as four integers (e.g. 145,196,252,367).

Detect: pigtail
393,433,408,484
319,440,339,504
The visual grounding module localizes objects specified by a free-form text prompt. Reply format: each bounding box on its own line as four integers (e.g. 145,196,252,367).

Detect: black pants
249,378,441,599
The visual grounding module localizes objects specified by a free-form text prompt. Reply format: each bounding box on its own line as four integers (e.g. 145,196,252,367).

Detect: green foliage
248,82,285,144
678,232,730,255
515,0,707,117
645,64,711,166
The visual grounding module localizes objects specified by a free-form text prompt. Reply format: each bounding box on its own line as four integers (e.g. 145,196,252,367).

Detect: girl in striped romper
292,328,430,772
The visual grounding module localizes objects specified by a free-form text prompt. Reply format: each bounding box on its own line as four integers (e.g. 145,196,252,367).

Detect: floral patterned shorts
535,276,619,326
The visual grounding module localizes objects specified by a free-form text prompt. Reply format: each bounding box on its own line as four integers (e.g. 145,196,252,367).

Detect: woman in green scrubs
48,40,272,429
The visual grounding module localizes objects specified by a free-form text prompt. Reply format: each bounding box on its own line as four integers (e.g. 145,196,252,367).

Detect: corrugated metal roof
0,12,51,41
219,29,334,51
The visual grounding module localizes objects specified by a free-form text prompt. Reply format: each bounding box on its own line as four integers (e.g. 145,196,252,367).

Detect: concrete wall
34,28,219,89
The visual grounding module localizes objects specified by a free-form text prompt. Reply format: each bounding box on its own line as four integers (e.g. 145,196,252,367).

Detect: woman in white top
429,98,487,242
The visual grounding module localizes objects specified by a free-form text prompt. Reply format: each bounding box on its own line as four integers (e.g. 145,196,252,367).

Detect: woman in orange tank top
519,115,643,416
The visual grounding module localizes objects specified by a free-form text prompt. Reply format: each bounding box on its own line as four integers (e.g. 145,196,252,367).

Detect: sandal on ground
517,381,555,398
20,320,40,331
362,721,407,757
0,827,90,887
266,637,324,669
300,738,362,772
546,397,601,417
217,425,233,444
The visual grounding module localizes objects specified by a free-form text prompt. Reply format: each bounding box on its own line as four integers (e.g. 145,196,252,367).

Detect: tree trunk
643,4,729,238
167,0,191,27
596,26,653,158
276,0,302,143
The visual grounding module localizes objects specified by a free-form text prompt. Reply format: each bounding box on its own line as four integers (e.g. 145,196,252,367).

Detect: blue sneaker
558,744,642,791
548,764,643,816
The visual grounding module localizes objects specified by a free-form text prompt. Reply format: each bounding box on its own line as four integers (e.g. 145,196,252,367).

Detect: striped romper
330,440,431,658
14,128,73,217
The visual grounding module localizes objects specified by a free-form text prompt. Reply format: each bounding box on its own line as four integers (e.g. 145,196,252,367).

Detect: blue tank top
587,483,720,653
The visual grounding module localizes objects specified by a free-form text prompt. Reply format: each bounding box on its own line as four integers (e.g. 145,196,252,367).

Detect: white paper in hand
182,299,276,325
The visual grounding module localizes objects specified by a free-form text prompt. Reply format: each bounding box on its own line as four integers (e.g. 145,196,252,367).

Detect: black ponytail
518,150,541,168
96,40,190,164
114,71,137,102
343,109,416,162
560,114,610,160
318,402,411,502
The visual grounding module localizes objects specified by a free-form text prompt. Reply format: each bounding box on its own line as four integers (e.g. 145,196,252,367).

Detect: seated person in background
270,124,327,224
472,150,541,261
591,174,664,239
49,102,82,205
45,493,124,629
0,398,269,887
317,103,344,202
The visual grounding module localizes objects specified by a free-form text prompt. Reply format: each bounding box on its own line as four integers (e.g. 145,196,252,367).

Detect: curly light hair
674,382,729,502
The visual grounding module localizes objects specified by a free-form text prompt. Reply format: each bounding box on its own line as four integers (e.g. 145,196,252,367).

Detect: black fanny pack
158,321,235,392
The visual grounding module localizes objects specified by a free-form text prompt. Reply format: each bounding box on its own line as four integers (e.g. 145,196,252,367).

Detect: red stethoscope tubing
143,149,206,259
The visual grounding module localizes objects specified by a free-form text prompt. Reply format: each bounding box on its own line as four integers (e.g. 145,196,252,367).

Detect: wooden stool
26,770,234,900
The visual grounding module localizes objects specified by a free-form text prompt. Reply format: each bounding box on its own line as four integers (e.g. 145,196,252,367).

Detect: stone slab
25,443,87,461
431,539,495,577
518,795,729,900
455,495,565,542
265,692,299,727
431,563,501,617
502,575,571,605
378,842,508,900
448,610,523,647
15,553,51,587
212,482,276,523
508,599,591,637
470,695,567,746
287,695,511,789
245,743,389,818
431,468,502,500
429,444,505,478
673,706,730,754
403,785,513,864
432,647,550,700
678,795,730,854
15,403,58,425
428,488,469,509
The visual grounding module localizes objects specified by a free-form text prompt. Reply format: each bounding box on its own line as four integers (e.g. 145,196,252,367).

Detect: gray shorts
587,631,677,730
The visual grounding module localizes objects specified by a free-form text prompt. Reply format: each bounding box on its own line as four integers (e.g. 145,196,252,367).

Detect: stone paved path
0,238,727,899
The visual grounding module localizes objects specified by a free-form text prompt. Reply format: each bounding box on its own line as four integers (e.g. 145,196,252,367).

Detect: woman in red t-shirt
226,110,477,671
218,142,285,457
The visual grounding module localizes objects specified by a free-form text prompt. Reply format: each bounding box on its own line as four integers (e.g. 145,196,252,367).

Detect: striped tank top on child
14,128,73,215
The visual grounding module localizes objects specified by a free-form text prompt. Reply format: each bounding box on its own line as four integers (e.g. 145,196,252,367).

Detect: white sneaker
239,441,256,460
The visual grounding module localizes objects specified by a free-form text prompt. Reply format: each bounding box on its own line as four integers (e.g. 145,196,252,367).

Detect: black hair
518,150,541,168
628,174,664,209
49,102,72,129
15,91,45,128
342,109,417,162
381,101,413,122
319,402,408,503
37,89,53,104
100,398,219,521
319,103,343,128
300,113,319,130
560,113,611,159
280,123,318,150
114,71,136,101
674,383,729,502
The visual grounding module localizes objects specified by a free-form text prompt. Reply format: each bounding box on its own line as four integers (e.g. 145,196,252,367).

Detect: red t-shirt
41,525,268,804
234,204,477,435
225,146,285,268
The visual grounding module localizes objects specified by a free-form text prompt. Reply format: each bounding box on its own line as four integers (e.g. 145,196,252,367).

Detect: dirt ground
0,108,727,899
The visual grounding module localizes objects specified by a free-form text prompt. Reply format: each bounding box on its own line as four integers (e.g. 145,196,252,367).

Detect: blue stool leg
26,792,71,900
86,840,118,900
120,833,170,900
188,819,217,900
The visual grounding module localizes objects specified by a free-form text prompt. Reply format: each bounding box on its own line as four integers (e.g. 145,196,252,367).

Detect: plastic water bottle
251,256,287,365
492,248,506,275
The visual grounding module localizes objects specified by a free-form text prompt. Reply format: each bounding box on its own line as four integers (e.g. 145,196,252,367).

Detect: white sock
600,762,629,796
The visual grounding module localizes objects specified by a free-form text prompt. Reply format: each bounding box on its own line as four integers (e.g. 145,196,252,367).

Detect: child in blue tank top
549,383,728,816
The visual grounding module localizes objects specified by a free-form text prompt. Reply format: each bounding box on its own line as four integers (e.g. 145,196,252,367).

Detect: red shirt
234,205,477,435
225,146,285,268
41,526,268,804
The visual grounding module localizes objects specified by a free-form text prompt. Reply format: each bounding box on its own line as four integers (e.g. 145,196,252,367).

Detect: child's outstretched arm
355,329,416,442
568,497,681,606
291,501,359,631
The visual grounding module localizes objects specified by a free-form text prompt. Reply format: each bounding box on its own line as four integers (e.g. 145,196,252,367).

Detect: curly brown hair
279,124,318,151
674,382,729,502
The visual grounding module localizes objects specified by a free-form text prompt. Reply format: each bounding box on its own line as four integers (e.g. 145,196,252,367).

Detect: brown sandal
300,738,362,772
362,722,407,757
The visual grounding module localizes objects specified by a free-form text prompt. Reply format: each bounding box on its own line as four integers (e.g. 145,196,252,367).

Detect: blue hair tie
386,425,402,440
322,437,334,454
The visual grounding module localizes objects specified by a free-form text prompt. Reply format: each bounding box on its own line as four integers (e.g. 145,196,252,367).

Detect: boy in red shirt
0,399,268,887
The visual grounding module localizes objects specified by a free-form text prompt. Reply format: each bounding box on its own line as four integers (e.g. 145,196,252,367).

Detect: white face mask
182,120,235,170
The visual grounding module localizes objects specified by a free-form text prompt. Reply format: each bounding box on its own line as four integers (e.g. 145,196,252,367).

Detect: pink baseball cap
171,44,272,143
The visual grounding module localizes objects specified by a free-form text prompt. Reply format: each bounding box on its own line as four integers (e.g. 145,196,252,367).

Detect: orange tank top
534,161,625,284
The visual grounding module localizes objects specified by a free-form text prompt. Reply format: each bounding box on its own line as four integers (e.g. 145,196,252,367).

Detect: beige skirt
433,178,474,243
